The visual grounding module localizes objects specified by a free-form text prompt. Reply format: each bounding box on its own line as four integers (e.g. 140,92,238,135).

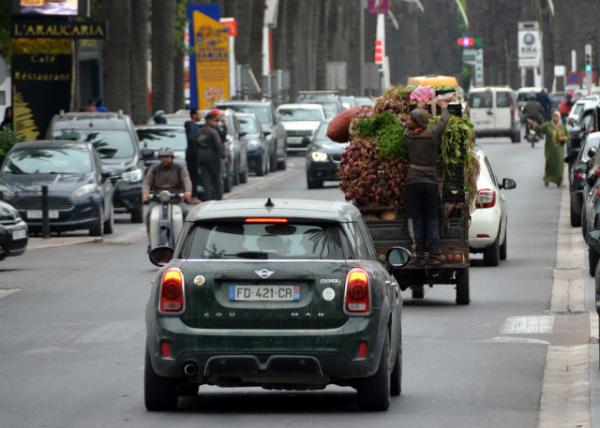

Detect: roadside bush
0,128,19,165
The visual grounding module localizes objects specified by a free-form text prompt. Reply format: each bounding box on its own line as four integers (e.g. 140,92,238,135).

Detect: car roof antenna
265,197,274,208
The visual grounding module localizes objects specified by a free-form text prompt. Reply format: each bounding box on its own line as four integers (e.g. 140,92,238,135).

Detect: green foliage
0,0,11,63
0,128,20,166
354,111,407,159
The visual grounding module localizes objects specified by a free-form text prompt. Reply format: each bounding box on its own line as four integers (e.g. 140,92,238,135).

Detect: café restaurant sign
12,22,107,39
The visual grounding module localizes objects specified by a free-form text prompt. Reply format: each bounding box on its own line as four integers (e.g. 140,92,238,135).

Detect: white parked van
468,87,520,143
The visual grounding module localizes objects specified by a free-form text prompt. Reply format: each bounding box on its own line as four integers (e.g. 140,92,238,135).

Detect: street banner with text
188,4,230,109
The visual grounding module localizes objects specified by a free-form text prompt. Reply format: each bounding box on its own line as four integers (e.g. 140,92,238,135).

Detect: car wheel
256,154,265,177
483,237,500,266
178,384,199,396
269,147,277,172
278,150,287,170
356,332,391,411
233,160,240,186
89,207,104,237
390,343,402,397
499,229,507,261
589,248,600,277
571,205,582,227
144,349,179,411
582,209,588,239
239,168,248,184
456,268,470,305
411,285,424,299
131,206,144,224
103,204,114,235
265,153,271,175
223,172,232,193
307,176,323,189
510,129,520,143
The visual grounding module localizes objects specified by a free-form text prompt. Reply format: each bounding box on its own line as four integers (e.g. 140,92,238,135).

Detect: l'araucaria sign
12,22,107,39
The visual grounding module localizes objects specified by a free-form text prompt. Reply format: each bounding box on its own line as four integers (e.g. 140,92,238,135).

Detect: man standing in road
404,99,450,266
197,111,226,200
185,109,201,200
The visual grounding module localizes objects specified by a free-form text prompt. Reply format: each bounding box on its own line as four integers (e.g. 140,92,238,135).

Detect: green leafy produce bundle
339,85,479,210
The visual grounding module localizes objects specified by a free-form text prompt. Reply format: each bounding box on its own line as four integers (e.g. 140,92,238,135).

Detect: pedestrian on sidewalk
528,110,568,188
184,109,202,203
0,106,12,131
196,111,225,200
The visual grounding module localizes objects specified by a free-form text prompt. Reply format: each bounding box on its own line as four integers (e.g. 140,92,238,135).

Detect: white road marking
0,289,19,300
482,336,550,345
76,321,143,344
499,315,554,335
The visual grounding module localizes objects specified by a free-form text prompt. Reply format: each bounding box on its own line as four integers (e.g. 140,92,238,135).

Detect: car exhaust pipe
182,362,198,377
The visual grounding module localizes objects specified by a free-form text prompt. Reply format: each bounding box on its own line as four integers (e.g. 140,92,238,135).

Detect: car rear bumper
24,199,101,232
0,222,28,257
146,315,386,385
469,210,501,250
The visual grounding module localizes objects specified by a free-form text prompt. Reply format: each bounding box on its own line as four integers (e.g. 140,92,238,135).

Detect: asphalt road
0,139,563,427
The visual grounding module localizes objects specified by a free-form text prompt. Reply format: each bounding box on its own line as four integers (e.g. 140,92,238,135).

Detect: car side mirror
239,132,247,138
386,246,411,268
500,178,517,190
100,168,114,180
149,246,174,267
586,230,600,249
141,148,154,160
589,146,598,159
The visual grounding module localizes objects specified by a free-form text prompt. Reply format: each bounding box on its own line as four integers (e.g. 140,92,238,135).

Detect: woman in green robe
528,110,568,187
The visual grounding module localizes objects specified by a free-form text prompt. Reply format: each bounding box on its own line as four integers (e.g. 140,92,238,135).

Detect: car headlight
310,151,329,162
0,184,15,198
72,183,98,198
121,168,143,183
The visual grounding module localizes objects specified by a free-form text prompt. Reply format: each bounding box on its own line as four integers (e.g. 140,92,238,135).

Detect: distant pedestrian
537,90,552,121
197,111,225,200
0,106,12,131
184,109,202,201
558,92,574,120
95,98,108,113
83,99,97,113
528,110,568,187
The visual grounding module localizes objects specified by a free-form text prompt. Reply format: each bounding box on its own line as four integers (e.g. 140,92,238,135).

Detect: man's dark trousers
405,183,440,254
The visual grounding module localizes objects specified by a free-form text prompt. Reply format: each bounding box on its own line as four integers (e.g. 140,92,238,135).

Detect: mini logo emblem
193,275,206,286
255,269,274,279
322,287,336,301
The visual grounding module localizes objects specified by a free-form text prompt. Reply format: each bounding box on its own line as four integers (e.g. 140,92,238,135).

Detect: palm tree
104,0,132,114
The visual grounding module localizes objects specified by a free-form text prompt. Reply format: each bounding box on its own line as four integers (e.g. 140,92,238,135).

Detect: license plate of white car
228,285,300,302
27,210,59,219
12,229,27,240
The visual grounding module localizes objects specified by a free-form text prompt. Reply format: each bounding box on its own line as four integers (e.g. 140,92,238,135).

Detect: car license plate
228,285,300,302
287,137,304,145
27,210,59,219
12,229,27,240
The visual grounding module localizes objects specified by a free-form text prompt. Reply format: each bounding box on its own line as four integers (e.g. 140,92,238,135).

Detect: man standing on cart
404,98,450,266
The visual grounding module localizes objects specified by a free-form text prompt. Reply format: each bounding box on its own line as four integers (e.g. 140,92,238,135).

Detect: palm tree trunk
130,0,149,124
151,0,177,113
105,0,132,114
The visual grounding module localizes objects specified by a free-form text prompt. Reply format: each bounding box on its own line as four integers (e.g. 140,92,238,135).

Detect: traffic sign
463,48,477,64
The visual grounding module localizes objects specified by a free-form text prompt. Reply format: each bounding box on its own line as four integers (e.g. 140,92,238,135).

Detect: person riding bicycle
142,147,193,230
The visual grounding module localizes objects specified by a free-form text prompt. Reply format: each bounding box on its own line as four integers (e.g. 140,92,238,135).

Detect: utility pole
359,0,365,96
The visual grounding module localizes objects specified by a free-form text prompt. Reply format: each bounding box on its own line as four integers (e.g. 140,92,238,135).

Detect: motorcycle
525,128,540,148
146,190,185,265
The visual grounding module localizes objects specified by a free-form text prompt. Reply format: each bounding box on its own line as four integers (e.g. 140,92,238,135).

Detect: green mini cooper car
145,198,410,411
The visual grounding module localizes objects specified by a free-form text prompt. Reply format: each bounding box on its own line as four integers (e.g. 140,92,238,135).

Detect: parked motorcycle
146,191,185,265
525,127,540,148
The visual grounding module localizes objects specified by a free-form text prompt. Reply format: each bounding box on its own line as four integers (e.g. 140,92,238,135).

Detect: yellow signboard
191,10,230,109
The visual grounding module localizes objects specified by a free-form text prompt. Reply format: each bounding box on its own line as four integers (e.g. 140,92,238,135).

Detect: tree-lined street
0,139,582,427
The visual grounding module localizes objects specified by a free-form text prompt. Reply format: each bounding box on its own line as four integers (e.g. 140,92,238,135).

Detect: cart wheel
411,285,424,299
456,268,470,305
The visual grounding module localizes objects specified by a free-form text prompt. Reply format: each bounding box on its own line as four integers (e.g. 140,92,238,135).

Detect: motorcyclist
142,147,192,231
196,111,226,200
523,98,545,139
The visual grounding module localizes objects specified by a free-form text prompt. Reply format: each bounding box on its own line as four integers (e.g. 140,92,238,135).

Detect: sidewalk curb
539,184,592,428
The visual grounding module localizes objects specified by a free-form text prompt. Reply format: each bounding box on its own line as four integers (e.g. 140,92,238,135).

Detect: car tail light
160,340,171,358
245,218,288,223
594,168,600,177
476,189,496,209
344,268,370,315
159,268,185,314
357,341,368,359
575,171,586,180
595,188,600,199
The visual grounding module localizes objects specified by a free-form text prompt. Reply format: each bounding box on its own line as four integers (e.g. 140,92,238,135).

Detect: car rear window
277,108,324,122
496,92,513,108
238,116,260,134
179,220,352,260
52,129,135,160
137,128,187,151
469,92,493,109
216,105,271,124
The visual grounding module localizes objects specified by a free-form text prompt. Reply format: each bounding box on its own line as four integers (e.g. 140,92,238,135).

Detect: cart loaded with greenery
329,85,479,305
